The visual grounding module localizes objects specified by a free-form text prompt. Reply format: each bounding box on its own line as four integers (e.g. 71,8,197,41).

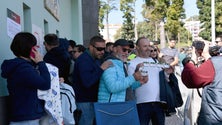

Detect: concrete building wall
82,0,99,47
0,0,80,96
0,0,99,96
0,1,99,124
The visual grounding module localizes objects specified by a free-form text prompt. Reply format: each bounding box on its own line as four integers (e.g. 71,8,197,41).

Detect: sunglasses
92,45,105,51
150,49,157,53
122,48,131,53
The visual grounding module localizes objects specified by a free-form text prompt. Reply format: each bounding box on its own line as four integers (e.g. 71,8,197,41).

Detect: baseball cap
114,39,130,47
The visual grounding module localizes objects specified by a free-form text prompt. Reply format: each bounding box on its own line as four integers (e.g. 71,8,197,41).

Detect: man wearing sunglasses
98,39,147,103
72,36,112,125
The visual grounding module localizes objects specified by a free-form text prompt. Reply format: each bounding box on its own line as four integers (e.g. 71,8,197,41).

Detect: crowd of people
1,31,222,125
181,36,222,125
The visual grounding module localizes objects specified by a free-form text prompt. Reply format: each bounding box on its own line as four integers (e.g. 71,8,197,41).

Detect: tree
145,0,170,48
215,1,222,35
186,15,199,21
197,0,222,40
197,0,211,40
120,0,135,40
98,1,106,30
113,27,122,40
136,21,156,41
165,0,185,40
98,0,117,40
141,3,159,41
144,0,189,48
179,27,192,44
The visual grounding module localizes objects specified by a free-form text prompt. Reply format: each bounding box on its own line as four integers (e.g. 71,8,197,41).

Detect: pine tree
120,0,135,40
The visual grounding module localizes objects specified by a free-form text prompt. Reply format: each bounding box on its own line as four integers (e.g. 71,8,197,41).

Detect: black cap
114,39,130,47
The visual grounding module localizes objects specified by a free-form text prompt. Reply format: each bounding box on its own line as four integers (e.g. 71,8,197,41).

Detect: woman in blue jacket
1,32,51,125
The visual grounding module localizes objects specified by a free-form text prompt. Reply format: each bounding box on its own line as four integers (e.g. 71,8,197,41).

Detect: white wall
0,0,83,96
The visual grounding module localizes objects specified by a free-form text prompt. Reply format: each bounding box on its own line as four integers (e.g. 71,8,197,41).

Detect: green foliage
113,27,122,40
151,0,170,20
186,15,199,21
179,27,192,43
106,0,194,45
98,0,117,31
197,0,222,40
215,1,222,35
144,0,186,42
136,21,156,40
197,0,211,40
120,0,135,40
165,0,185,39
98,1,107,30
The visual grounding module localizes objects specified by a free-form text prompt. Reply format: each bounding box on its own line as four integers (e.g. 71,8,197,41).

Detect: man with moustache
98,39,147,103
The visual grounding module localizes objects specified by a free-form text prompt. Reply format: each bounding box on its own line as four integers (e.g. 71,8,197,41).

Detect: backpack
60,83,76,125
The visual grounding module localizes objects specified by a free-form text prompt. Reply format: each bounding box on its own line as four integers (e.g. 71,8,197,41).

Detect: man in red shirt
181,40,222,124
182,40,213,88
181,60,214,88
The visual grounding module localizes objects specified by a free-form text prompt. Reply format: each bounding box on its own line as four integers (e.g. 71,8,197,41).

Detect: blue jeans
76,102,95,125
137,102,165,125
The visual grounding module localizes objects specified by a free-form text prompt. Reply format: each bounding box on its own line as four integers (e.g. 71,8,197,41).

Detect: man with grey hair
98,39,147,103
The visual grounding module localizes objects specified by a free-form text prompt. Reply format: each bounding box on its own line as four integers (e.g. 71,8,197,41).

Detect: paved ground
165,71,188,125
164,67,201,125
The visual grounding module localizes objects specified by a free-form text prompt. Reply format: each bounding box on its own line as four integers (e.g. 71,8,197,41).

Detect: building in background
100,24,122,42
184,21,201,41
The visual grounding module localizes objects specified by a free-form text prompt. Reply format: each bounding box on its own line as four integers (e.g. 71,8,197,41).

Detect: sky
108,0,199,24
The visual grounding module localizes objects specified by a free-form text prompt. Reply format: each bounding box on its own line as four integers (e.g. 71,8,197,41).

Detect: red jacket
181,59,215,88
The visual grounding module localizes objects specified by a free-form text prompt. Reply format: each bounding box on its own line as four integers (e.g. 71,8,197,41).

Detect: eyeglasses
122,48,131,53
150,49,157,53
92,45,105,51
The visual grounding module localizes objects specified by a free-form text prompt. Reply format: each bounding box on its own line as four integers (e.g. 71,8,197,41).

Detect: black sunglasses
122,48,131,53
150,49,157,53
92,45,105,51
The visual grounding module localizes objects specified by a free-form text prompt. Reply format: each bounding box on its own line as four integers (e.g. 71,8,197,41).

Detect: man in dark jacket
43,34,71,84
72,36,112,125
